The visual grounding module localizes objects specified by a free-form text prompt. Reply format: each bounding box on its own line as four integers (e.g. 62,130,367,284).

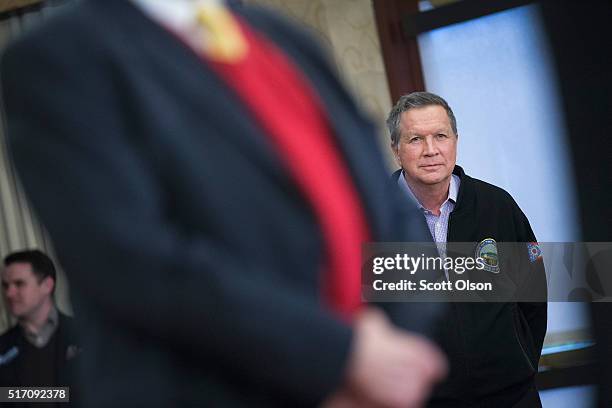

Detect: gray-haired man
388,92,547,407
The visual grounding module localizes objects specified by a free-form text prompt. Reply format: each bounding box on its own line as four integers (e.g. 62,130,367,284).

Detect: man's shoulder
0,325,21,350
461,172,518,208
56,312,76,332
57,312,75,326
1,0,126,75
239,4,323,41
466,175,515,200
238,3,336,71
3,1,93,53
56,312,80,343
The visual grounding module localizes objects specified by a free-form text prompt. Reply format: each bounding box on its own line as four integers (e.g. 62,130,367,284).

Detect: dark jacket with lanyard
393,165,547,408
0,312,79,407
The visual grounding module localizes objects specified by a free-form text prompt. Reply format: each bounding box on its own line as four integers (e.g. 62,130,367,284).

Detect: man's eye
436,134,448,139
409,137,422,143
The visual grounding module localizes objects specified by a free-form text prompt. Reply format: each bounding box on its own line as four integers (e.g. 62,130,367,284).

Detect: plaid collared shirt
398,171,460,278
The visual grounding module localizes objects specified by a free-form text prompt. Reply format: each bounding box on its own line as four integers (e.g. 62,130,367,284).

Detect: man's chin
7,307,23,318
417,175,448,185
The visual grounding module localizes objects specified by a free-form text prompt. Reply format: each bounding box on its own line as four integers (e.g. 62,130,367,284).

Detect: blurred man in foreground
1,1,446,406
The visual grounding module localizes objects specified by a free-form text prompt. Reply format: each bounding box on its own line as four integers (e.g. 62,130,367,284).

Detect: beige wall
245,0,397,166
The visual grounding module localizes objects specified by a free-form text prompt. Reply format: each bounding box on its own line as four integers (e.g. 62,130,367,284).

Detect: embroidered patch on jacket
527,242,543,263
0,346,19,366
475,238,500,273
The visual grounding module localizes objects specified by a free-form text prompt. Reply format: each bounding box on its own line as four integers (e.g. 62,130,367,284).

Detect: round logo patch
475,238,500,273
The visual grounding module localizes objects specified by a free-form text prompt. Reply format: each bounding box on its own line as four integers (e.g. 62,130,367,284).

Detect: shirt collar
21,305,59,348
448,173,459,203
398,171,460,213
130,0,225,33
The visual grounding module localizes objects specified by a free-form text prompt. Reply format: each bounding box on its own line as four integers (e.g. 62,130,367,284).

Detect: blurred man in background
0,250,79,394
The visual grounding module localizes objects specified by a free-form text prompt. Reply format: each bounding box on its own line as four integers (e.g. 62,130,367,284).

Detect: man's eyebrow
403,129,448,136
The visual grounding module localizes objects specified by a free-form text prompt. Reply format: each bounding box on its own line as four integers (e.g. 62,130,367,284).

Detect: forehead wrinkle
400,106,453,134
400,122,450,134
400,125,450,138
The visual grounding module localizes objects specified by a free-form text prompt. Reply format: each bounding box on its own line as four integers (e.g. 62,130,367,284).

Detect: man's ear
391,144,401,165
41,276,54,296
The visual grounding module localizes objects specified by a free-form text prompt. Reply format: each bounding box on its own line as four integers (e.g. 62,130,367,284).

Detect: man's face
1,262,53,320
393,105,457,189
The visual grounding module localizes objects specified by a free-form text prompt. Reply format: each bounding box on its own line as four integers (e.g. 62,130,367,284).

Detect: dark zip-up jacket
393,165,547,407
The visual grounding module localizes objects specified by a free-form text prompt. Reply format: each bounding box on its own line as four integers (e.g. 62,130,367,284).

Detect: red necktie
200,11,371,318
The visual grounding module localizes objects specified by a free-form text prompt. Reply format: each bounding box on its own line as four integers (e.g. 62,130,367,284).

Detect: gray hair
386,91,458,147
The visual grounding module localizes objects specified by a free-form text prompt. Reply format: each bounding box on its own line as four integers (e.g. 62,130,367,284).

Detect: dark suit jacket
1,1,435,406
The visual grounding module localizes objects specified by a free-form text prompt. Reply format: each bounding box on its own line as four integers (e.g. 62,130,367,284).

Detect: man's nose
4,286,16,299
423,137,438,156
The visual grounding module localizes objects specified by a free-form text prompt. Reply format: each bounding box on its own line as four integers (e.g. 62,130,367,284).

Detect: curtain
0,0,74,332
